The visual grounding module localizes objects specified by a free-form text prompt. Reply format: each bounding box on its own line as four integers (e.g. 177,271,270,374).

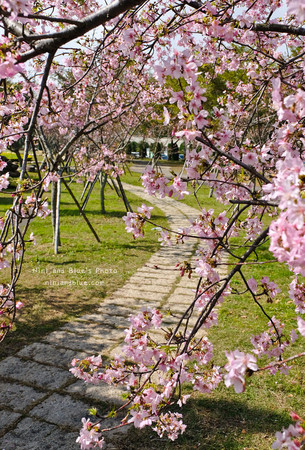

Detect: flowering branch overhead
0,0,305,448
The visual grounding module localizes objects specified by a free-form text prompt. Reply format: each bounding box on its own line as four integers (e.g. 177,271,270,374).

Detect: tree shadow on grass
114,397,290,450
57,207,126,218
0,196,14,207
32,242,159,266
0,286,106,360
58,206,165,221
102,242,158,251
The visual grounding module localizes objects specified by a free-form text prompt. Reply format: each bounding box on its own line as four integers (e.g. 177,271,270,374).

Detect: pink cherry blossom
163,106,170,125
76,418,105,449
128,407,155,429
297,317,305,338
158,230,172,246
289,279,305,314
224,350,257,393
0,158,7,172
287,0,305,22
248,277,257,293
172,177,189,200
43,172,60,192
272,422,304,449
153,412,186,441
137,203,153,219
0,173,9,191
0,56,24,79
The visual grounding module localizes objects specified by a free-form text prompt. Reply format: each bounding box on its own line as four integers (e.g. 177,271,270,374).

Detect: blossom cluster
77,418,105,449
123,203,153,238
224,350,258,393
22,194,51,219
71,307,263,447
248,276,281,301
141,166,189,200
264,156,305,276
251,317,297,375
43,172,60,192
70,355,103,384
74,145,126,182
272,413,305,449
0,173,9,191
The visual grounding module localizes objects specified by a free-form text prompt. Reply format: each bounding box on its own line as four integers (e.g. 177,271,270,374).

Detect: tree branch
3,0,146,63
251,22,305,36
196,136,270,184
20,50,55,180
183,226,270,349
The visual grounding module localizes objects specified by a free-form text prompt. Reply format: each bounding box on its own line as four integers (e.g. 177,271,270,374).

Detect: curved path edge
0,184,225,450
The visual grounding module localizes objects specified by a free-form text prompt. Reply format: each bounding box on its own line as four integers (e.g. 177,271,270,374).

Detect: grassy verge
121,169,143,187
0,179,167,358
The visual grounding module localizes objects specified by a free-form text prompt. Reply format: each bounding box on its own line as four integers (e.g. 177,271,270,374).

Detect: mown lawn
0,177,167,358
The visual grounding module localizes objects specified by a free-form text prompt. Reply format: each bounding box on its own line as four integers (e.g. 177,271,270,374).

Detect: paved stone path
0,183,226,449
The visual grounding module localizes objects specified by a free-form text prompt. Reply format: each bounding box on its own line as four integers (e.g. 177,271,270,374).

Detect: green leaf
107,407,117,418
88,408,97,416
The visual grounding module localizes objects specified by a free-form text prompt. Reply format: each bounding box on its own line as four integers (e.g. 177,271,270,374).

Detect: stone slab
109,298,160,310
147,330,166,342
148,257,178,265
164,304,192,315
144,263,181,270
173,287,196,296
62,322,124,341
135,267,178,278
0,417,78,450
177,280,200,288
175,245,195,252
76,314,130,329
166,298,193,307
0,381,45,412
44,331,112,354
0,410,21,432
162,313,198,324
108,345,125,359
114,289,165,301
119,283,172,294
167,294,195,303
29,393,91,430
95,304,133,317
0,357,73,390
157,250,187,257
127,276,172,286
103,298,140,308
65,380,125,406
17,343,87,369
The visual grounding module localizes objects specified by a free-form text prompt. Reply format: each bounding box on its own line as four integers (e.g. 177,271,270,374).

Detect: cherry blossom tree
1,0,305,448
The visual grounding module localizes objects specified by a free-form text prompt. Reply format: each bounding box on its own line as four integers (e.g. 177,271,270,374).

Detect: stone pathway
0,184,225,449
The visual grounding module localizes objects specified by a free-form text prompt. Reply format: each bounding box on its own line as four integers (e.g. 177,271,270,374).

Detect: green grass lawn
0,178,168,358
